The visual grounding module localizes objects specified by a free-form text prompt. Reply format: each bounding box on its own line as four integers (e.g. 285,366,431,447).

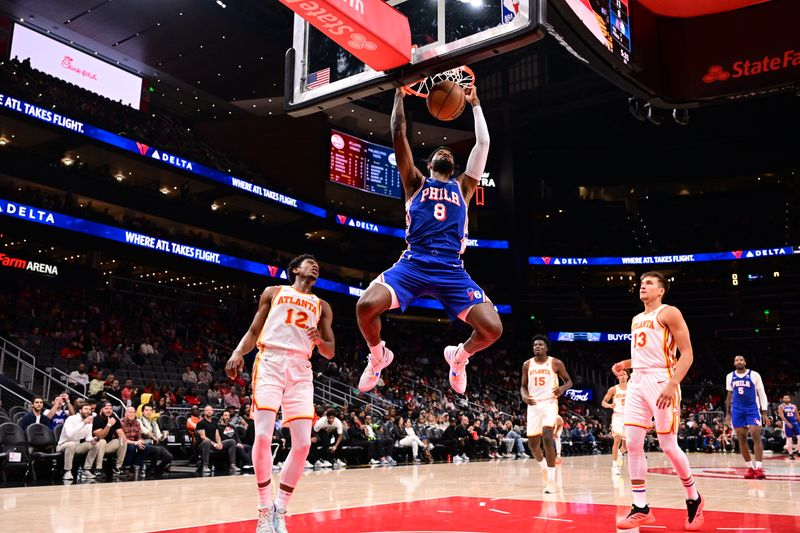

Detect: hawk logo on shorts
467,288,482,301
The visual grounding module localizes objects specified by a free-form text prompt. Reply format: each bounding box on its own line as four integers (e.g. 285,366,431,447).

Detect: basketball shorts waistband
258,348,311,360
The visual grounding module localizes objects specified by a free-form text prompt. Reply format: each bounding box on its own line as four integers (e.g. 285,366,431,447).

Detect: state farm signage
10,24,142,109
281,0,410,71
0,253,59,276
703,49,800,84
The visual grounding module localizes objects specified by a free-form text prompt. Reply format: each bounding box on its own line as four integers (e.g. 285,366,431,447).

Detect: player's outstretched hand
611,361,626,377
395,87,406,98
656,381,677,409
226,353,244,379
464,85,480,106
306,327,322,345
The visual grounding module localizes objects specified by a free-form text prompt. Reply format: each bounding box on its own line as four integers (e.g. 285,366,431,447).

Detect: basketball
426,80,466,121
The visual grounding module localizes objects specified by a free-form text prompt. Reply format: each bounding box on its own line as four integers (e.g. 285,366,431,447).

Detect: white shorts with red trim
252,351,314,423
527,400,558,437
624,369,681,434
611,414,625,437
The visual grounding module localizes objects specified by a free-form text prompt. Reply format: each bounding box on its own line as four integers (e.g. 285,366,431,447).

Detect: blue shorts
785,420,800,438
374,249,488,320
731,406,761,429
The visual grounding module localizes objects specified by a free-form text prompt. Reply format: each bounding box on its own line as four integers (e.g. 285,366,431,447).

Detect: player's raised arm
601,386,616,409
391,88,424,201
226,286,278,378
458,86,489,203
309,299,335,360
553,358,573,397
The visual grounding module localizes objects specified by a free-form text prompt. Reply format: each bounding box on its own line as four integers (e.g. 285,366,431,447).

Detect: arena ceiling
2,0,293,113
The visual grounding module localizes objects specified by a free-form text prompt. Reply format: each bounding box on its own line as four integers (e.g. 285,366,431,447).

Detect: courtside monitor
285,0,547,115
547,0,800,107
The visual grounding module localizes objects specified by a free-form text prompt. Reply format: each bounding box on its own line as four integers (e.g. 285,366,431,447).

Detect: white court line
437,510,454,513
489,509,510,515
534,516,573,522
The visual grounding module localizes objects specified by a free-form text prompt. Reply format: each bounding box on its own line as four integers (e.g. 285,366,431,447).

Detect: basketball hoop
401,65,475,98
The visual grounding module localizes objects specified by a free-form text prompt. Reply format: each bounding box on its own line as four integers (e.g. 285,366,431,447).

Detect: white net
402,66,475,98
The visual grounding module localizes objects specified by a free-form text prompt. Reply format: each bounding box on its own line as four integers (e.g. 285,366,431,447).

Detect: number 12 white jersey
257,286,320,358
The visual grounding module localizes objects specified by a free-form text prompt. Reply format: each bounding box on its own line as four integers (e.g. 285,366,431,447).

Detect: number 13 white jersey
257,286,320,358
630,304,676,374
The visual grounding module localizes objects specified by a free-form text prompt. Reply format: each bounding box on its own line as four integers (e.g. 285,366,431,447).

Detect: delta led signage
0,92,326,218
0,92,514,249
529,247,796,266
0,199,511,314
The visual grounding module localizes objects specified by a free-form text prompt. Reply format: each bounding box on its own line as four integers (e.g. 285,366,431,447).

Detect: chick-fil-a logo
61,56,98,81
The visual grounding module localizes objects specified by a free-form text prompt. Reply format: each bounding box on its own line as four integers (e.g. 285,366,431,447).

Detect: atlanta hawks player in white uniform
520,335,572,494
612,272,703,531
601,369,628,475
227,254,334,533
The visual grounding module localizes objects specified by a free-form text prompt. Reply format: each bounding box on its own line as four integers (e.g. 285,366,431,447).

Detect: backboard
285,0,546,115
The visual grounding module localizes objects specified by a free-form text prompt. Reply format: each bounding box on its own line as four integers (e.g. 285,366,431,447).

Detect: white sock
275,486,293,511
369,342,384,360
747,460,755,468
755,461,762,469
455,344,472,364
547,467,556,482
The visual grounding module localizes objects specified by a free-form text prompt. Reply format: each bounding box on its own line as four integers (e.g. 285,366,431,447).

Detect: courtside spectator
364,414,394,465
45,392,74,429
19,396,53,431
218,409,252,469
56,403,100,480
186,405,201,443
196,405,239,473
139,404,173,474
314,410,345,468
92,401,127,476
121,406,147,475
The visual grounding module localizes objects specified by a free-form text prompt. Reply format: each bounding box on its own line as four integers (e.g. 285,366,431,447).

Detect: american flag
306,67,330,89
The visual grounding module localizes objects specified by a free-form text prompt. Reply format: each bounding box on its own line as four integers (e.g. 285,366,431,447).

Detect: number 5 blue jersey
406,177,468,255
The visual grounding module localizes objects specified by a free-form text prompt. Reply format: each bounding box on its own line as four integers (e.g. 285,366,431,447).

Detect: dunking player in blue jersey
778,394,799,459
725,354,769,479
356,86,502,395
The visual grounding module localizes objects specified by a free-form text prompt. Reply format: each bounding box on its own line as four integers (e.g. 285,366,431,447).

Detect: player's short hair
640,271,670,294
288,254,317,283
531,334,550,349
427,145,453,164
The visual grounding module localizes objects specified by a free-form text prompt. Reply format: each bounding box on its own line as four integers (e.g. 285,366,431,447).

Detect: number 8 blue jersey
406,177,468,255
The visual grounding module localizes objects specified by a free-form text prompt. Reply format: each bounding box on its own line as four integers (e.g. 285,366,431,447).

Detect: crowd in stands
2,268,798,484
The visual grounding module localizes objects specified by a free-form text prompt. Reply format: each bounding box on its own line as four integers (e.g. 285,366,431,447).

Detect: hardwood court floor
1,453,798,533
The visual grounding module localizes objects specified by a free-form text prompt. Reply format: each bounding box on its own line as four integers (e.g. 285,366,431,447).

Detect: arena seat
0,422,30,480
26,423,62,480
